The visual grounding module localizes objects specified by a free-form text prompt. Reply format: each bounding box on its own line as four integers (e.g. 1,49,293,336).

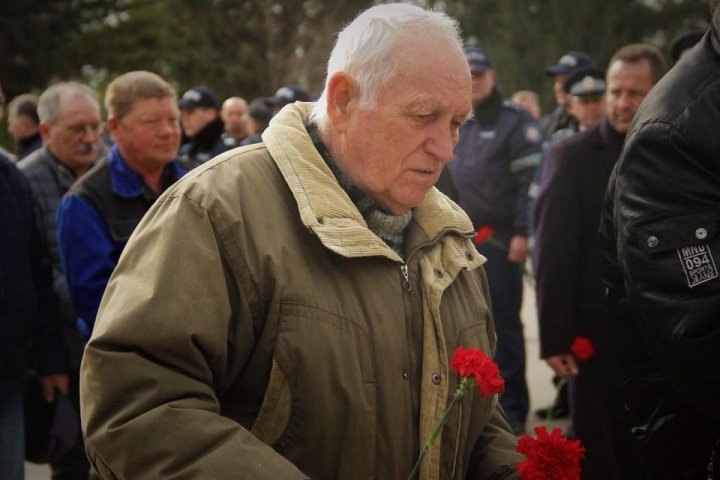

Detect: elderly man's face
41,94,101,171
110,96,180,168
339,35,471,215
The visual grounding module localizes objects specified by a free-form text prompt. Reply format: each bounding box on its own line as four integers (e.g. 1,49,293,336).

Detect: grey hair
38,81,99,124
309,3,464,130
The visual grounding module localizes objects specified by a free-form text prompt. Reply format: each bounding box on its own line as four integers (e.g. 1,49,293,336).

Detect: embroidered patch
677,244,719,288
525,125,541,143
479,130,496,141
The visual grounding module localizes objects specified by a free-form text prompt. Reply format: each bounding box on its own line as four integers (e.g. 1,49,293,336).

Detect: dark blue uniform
450,88,543,431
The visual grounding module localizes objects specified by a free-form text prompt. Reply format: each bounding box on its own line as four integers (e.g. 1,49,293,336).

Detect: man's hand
39,374,69,402
507,235,529,263
546,354,578,377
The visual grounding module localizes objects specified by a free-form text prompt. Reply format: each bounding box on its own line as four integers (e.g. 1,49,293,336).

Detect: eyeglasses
65,123,102,136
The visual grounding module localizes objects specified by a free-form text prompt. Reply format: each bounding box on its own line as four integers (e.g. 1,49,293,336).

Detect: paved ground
25,275,567,479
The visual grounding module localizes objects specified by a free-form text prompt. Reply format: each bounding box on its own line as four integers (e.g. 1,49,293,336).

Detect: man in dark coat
600,2,720,477
534,43,666,479
0,153,68,480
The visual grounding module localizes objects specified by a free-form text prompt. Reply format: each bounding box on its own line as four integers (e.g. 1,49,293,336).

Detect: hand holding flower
407,347,504,480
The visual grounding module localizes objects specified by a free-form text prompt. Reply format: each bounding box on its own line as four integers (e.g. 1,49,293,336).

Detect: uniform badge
479,130,496,140
677,244,719,288
525,125,541,143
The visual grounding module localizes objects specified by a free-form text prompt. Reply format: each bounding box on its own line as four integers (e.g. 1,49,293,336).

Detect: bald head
221,97,248,140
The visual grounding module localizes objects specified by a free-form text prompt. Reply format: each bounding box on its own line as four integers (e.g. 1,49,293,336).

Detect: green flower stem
407,377,472,480
544,377,568,425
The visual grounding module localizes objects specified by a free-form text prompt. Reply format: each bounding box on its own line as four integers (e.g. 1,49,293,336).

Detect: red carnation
450,346,504,396
570,336,594,361
516,426,585,480
474,225,495,245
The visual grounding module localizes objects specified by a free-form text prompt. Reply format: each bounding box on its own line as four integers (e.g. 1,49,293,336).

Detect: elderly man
19,81,101,480
79,4,521,479
57,71,187,339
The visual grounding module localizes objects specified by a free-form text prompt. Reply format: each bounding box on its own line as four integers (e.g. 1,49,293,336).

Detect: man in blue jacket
57,71,188,339
449,47,543,435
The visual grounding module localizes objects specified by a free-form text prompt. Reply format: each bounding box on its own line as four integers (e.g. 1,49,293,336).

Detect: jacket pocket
269,301,377,479
441,321,493,479
251,358,291,446
630,210,720,291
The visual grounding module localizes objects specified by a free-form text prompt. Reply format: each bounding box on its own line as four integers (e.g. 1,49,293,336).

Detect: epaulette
502,99,524,112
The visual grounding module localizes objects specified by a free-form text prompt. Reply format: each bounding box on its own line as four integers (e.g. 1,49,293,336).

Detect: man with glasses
57,71,187,339
19,81,102,480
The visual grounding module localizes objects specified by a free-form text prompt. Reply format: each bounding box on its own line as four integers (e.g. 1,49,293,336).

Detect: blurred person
563,66,606,132
57,71,188,339
19,81,101,480
600,2,720,477
266,84,313,115
220,96,248,145
239,96,274,146
534,43,666,479
511,90,541,119
669,28,706,63
0,82,15,161
541,50,594,138
8,93,42,161
531,62,605,422
79,4,523,479
0,153,68,480
450,46,544,435
178,85,231,166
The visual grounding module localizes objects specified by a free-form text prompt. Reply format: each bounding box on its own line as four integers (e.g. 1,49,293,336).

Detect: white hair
309,3,464,130
38,81,99,124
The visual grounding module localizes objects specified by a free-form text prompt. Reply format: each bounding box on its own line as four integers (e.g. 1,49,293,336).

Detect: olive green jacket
81,103,522,479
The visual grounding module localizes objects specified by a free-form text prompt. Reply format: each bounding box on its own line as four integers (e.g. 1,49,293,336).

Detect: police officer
541,50,595,139
450,47,543,435
178,85,233,167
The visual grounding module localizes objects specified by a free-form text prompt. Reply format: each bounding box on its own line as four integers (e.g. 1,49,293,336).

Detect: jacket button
647,236,659,248
431,373,441,384
434,268,443,278
465,252,473,261
696,228,708,240
402,372,409,379
317,217,325,225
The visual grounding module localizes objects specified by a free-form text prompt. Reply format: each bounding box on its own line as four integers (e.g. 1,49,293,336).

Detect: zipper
400,263,411,292
400,261,419,459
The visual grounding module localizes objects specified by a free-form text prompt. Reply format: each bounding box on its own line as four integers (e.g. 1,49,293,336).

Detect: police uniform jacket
450,88,543,236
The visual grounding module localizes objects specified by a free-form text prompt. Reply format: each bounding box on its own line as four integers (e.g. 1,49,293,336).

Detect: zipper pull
400,264,411,292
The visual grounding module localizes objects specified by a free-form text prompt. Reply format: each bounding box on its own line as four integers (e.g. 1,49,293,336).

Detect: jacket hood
262,103,477,262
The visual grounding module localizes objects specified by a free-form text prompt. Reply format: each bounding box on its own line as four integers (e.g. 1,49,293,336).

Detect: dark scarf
306,124,411,257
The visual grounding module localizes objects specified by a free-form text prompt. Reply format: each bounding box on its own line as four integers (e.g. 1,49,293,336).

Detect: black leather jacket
600,9,720,478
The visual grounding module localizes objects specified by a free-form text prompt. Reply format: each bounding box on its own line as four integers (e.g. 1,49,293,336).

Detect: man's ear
106,116,120,142
326,72,356,133
38,121,51,143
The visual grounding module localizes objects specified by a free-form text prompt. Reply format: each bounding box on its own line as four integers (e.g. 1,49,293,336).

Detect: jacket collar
108,145,186,198
262,103,477,262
